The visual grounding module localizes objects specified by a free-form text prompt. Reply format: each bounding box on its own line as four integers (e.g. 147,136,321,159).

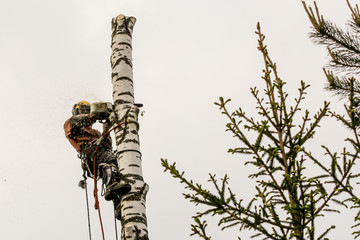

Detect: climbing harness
78,120,128,240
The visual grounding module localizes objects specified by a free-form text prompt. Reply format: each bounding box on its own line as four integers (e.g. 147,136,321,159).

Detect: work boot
100,163,131,200
105,182,131,201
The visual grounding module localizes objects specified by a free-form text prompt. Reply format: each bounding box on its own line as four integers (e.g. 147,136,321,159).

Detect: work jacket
64,114,112,153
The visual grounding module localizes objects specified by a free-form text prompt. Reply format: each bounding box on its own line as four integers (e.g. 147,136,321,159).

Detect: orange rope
93,145,105,240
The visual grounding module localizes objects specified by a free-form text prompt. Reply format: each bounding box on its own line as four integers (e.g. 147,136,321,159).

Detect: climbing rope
92,145,106,240
114,208,119,240
81,171,92,240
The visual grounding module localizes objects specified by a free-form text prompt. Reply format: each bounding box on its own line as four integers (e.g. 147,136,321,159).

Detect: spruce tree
303,1,360,237
161,23,353,240
302,0,360,103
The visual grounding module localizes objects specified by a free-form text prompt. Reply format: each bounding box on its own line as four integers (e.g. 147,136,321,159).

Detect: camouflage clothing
64,114,111,153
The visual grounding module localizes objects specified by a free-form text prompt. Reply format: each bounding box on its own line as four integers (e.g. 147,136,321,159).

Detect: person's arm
69,114,94,137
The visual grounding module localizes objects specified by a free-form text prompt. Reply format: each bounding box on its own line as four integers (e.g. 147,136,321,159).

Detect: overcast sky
0,0,356,239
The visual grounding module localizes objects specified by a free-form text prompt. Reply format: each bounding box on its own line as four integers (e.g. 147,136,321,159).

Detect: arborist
64,100,131,220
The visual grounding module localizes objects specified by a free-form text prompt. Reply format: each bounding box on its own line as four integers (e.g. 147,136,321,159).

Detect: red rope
103,120,128,138
91,121,128,240
93,145,105,240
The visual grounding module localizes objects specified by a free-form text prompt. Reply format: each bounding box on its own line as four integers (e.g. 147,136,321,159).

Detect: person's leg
96,147,131,201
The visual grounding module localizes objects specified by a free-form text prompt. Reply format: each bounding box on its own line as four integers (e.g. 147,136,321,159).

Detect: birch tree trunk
110,14,149,240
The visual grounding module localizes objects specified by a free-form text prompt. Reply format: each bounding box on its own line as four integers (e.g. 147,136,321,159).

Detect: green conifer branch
162,20,351,239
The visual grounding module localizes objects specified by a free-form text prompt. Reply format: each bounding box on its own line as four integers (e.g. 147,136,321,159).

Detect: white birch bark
110,14,149,240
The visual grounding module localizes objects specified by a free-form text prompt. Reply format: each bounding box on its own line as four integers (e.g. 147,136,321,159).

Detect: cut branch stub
111,15,137,38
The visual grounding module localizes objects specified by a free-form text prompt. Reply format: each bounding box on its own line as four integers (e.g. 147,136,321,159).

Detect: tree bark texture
110,14,149,240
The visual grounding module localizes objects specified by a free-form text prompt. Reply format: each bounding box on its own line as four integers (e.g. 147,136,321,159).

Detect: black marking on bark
122,194,141,202
115,135,126,144
117,149,142,157
122,183,148,202
121,175,136,185
111,31,132,48
111,31,130,42
129,164,140,168
111,21,132,38
113,76,133,83
122,226,149,240
122,173,144,188
125,173,144,181
123,206,134,211
119,173,136,184
115,128,127,137
114,133,127,142
126,213,141,216
111,37,131,48
116,137,128,146
114,107,133,145
124,139,140,145
118,91,134,99
111,48,122,55
112,47,127,54
115,131,128,138
112,72,118,78
117,42,132,49
118,107,132,123
141,183,149,201
122,216,147,226
127,121,140,131
114,99,133,106
115,132,128,145
112,57,133,69
115,123,127,131
111,15,135,48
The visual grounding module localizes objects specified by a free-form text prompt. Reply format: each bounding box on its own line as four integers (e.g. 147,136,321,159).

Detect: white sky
0,0,356,239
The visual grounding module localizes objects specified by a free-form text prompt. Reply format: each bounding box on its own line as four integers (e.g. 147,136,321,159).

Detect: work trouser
82,145,118,179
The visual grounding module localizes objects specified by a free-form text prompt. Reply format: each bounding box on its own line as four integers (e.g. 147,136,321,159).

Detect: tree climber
64,100,131,220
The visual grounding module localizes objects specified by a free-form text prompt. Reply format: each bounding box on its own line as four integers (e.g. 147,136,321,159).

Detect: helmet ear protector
72,101,91,115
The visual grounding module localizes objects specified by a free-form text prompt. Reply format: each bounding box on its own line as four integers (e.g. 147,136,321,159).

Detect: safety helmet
72,101,90,115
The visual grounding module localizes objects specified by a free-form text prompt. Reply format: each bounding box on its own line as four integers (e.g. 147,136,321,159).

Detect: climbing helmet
72,101,90,115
